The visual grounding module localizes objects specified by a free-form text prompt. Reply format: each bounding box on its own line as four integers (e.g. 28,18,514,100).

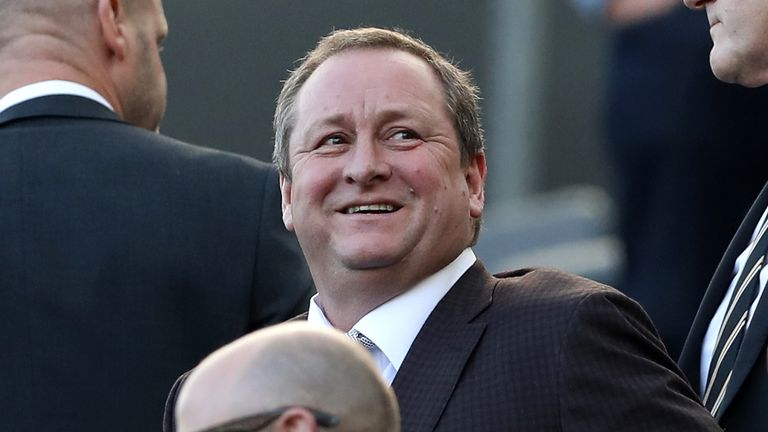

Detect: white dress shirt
700,206,768,394
0,80,113,114
307,248,477,384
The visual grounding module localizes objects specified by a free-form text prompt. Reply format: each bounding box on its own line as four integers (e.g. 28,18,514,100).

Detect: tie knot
347,329,377,351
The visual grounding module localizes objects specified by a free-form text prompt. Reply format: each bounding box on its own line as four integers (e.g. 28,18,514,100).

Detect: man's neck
312,249,475,331
0,42,119,115
313,269,417,332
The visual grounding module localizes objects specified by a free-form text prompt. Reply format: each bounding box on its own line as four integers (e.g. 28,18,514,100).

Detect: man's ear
466,151,486,218
97,0,128,60
279,175,294,231
273,407,317,432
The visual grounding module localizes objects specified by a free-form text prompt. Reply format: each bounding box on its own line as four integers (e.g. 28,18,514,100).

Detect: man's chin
710,49,738,83
341,256,399,271
710,48,768,88
338,249,405,271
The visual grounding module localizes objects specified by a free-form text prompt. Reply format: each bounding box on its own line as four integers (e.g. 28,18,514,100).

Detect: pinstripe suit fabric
680,183,768,431
393,262,720,431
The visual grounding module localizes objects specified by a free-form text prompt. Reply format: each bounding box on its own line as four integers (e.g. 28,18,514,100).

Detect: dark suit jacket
0,95,314,432
680,182,768,432
165,261,718,431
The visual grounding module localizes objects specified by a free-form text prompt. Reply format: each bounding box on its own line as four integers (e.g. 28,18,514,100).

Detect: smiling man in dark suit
678,0,768,430
265,27,720,431
0,0,313,431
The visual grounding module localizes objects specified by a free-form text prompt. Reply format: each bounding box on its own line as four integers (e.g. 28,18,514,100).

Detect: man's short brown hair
272,27,485,180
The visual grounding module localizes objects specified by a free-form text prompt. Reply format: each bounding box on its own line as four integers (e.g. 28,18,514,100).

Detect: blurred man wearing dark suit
679,0,768,430
0,0,313,431
571,0,768,360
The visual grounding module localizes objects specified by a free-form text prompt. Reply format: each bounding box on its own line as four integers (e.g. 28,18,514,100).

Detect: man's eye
391,130,418,140
320,134,346,146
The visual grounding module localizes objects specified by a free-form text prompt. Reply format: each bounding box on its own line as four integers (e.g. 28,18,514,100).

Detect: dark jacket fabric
392,263,719,431
166,262,719,431
0,95,314,432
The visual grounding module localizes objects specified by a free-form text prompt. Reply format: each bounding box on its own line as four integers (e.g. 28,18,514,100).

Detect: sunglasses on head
197,406,340,432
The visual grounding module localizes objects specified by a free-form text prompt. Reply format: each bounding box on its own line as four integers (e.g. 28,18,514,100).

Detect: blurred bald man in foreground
175,322,400,432
0,0,312,430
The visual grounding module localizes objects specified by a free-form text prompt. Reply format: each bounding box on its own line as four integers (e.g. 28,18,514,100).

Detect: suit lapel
392,261,494,432
714,185,768,417
0,95,121,125
679,182,768,392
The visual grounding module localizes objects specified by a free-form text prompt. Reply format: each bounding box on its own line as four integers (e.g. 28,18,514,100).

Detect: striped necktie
347,328,378,351
703,220,768,416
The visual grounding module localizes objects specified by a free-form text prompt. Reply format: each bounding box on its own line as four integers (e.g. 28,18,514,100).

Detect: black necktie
703,220,768,415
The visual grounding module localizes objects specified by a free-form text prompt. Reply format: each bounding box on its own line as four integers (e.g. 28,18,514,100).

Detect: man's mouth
344,204,397,214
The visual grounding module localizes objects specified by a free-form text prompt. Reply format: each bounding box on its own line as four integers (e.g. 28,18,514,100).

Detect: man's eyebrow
297,105,437,139
375,108,427,124
303,114,348,134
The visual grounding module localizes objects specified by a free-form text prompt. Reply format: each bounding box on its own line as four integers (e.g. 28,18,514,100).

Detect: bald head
176,323,400,432
0,0,168,131
0,0,98,66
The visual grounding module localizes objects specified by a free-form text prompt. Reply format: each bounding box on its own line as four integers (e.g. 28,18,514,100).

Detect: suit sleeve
248,167,314,329
558,290,722,431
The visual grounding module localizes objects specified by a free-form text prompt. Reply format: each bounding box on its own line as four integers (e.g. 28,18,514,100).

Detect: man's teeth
346,204,395,214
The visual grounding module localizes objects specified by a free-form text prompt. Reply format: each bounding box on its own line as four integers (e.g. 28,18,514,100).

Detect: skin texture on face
115,0,168,130
684,0,768,86
280,48,485,329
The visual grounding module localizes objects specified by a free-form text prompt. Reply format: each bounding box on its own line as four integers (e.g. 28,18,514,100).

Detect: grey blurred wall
161,1,488,160
160,0,608,202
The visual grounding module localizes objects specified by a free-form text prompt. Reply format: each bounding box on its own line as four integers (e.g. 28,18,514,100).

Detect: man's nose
343,139,392,185
683,0,710,10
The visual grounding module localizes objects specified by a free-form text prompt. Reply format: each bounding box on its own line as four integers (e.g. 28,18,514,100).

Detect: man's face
281,49,485,287
119,0,168,130
684,0,768,87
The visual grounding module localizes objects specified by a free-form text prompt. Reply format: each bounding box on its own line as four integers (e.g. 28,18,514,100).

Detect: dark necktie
703,220,768,415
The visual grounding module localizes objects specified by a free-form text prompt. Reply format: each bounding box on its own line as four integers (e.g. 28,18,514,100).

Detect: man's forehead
304,49,439,94
297,89,438,122
292,49,447,127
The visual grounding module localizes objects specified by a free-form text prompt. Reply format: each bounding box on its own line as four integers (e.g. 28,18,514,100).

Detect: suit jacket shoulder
0,95,313,432
394,263,720,432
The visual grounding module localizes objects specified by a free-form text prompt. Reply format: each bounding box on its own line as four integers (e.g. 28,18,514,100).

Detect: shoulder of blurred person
0,1,313,431
569,0,681,27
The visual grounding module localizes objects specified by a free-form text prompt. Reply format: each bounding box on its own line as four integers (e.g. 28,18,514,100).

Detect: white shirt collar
308,248,477,374
0,80,114,114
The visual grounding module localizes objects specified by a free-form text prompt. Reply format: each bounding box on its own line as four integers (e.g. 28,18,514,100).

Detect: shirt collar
307,248,476,371
0,80,114,114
